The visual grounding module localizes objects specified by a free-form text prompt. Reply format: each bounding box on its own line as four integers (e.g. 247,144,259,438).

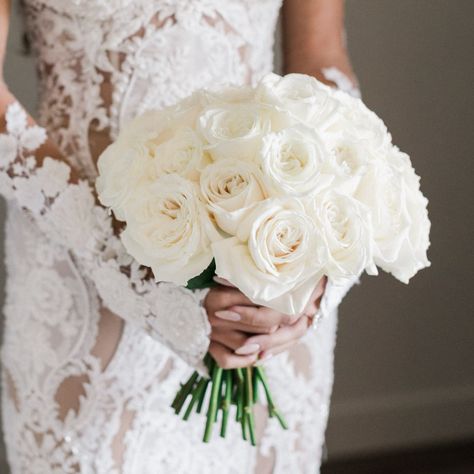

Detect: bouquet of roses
96,73,430,445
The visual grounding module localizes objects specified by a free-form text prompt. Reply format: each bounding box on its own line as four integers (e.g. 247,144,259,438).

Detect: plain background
1,0,473,467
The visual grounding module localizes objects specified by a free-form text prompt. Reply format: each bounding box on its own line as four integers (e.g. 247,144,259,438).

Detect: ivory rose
121,174,219,285
96,142,154,220
260,125,335,197
153,127,210,182
199,158,267,235
198,102,270,161
212,198,327,315
256,73,340,127
356,149,431,283
308,190,377,281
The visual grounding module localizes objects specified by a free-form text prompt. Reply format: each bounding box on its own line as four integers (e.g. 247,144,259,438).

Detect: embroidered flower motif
25,268,73,325
36,157,71,198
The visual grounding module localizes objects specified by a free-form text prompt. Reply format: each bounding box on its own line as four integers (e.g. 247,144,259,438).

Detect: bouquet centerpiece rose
97,73,431,445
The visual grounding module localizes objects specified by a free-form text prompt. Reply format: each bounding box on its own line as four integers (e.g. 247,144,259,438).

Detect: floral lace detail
0,102,211,370
22,0,282,180
1,1,356,472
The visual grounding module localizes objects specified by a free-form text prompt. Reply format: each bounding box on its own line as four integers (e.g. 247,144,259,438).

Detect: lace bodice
23,0,282,179
1,1,356,473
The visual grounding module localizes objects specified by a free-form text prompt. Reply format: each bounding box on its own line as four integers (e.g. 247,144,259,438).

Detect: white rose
212,198,327,315
98,97,207,216
198,103,270,161
202,84,256,106
356,149,431,283
121,174,219,285
256,73,341,128
153,127,210,181
329,91,391,152
260,125,335,197
119,93,204,146
96,141,154,220
329,132,377,178
321,130,386,197
118,108,169,146
308,190,376,281
200,158,267,235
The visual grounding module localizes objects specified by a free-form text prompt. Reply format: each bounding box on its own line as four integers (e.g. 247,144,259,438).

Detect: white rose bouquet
97,73,431,444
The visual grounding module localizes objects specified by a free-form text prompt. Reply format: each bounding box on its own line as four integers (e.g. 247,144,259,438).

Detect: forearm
282,0,358,90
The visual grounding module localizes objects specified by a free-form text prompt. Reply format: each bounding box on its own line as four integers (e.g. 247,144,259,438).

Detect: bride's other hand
205,277,327,369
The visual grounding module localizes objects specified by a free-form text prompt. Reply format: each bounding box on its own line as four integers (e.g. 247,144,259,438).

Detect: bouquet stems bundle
172,354,287,445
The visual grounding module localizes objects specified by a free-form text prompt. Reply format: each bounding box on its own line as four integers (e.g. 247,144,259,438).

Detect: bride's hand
204,277,327,369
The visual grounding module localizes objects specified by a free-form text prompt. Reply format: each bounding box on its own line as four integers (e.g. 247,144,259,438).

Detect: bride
0,1,360,472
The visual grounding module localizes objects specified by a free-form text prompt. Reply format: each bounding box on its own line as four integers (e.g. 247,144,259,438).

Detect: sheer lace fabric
1,1,354,473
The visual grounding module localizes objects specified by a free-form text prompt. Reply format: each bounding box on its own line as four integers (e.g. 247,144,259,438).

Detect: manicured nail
215,310,241,321
235,343,260,355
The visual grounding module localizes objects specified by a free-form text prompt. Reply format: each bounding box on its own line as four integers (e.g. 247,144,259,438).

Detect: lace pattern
22,0,282,179
0,102,211,370
1,1,356,472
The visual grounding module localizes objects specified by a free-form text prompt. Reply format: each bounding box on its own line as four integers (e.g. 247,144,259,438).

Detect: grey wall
1,0,473,465
326,0,474,457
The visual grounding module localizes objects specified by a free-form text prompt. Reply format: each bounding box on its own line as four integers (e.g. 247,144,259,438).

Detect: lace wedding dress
0,1,355,473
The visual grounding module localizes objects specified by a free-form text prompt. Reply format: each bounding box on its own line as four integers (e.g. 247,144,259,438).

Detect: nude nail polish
235,343,260,355
214,310,241,321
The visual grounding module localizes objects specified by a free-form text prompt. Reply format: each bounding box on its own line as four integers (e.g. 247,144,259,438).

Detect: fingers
257,340,296,363
236,315,311,356
223,305,299,328
210,328,248,351
209,314,279,335
209,316,312,368
209,341,258,369
205,286,255,312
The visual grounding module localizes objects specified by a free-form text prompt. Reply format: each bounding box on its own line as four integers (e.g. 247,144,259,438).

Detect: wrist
285,50,358,87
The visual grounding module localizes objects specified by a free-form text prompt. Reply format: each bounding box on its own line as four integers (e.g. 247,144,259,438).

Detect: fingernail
235,343,260,355
215,310,241,321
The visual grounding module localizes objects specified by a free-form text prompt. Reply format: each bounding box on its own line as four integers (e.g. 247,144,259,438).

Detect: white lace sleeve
312,276,359,329
0,102,211,371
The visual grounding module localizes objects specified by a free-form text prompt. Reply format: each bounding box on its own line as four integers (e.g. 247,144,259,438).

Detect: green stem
235,368,244,384
252,369,259,404
215,370,225,422
172,371,198,414
236,369,244,422
203,363,223,443
255,366,288,430
220,370,232,438
196,379,209,414
183,377,207,421
245,368,256,446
